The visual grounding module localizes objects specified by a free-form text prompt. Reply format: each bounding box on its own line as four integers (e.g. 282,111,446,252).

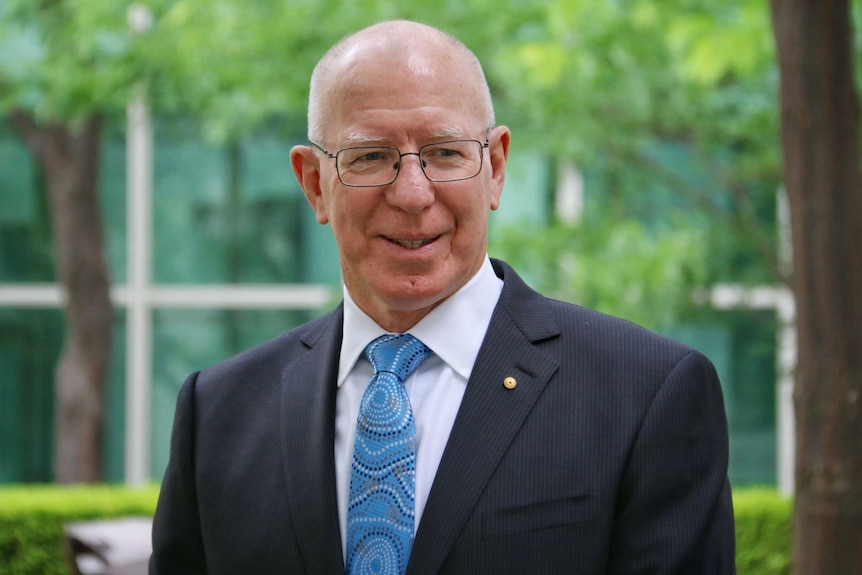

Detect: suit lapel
409,261,561,574
280,306,345,573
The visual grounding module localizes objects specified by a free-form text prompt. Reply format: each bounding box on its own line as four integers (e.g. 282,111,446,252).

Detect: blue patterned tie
346,333,433,575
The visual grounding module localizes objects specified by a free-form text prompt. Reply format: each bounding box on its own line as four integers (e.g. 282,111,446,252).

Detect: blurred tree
770,1,862,572
0,0,358,483
0,0,134,483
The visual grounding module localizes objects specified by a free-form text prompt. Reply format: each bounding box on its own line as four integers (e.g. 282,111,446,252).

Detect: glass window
149,308,318,478
666,309,777,486
0,309,61,482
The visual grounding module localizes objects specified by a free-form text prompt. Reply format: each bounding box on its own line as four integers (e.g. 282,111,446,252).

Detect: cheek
320,183,350,226
451,204,491,253
326,195,371,244
455,191,495,228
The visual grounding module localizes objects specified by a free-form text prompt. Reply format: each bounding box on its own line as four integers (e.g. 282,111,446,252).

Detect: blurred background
0,0,823,492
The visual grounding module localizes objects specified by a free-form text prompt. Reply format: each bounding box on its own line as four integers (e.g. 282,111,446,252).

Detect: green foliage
0,0,791,291
0,0,156,123
0,0,783,184
143,0,335,140
0,485,159,575
734,488,793,575
490,212,709,331
481,0,782,290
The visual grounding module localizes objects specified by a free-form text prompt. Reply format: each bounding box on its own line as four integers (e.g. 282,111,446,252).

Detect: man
150,20,735,574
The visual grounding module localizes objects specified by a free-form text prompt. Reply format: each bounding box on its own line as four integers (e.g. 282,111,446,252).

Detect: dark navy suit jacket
150,259,735,574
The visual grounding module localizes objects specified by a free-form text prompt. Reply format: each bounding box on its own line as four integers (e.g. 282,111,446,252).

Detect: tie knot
364,333,433,382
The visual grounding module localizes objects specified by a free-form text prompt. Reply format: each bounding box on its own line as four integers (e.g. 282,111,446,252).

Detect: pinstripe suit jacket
150,259,735,574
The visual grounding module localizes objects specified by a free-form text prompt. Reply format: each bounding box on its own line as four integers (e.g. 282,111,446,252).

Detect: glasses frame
308,137,490,188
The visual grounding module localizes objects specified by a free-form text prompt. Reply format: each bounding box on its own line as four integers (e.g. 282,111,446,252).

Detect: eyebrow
341,133,387,146
340,127,467,147
429,127,465,139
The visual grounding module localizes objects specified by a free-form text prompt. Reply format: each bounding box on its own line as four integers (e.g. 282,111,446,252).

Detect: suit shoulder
545,297,703,367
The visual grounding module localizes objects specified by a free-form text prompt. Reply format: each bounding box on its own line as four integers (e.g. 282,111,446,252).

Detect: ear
487,125,511,211
291,145,329,224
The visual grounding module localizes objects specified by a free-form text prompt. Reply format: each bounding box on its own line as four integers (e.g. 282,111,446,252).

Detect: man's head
291,20,510,332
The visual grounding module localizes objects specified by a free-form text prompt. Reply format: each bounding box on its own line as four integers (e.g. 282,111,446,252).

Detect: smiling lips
388,236,438,249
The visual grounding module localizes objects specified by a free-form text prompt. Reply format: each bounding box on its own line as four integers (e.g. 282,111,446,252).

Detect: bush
0,485,789,574
0,484,159,575
734,487,793,574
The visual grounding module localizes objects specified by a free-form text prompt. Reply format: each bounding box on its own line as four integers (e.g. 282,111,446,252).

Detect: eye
426,146,464,159
340,147,397,170
356,150,387,162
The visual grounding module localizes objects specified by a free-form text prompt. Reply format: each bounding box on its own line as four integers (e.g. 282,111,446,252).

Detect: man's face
293,41,509,331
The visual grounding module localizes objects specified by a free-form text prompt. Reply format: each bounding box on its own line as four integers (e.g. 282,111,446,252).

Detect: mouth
387,236,438,249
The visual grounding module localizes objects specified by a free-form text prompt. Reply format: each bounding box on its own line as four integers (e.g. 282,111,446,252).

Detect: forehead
322,38,486,142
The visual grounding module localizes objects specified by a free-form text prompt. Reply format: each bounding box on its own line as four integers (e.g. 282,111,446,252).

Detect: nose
385,153,434,214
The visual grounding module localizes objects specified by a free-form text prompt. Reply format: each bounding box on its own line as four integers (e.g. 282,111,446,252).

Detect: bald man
150,20,735,575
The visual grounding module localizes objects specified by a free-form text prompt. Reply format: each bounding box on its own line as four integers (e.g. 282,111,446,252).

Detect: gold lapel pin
503,376,517,390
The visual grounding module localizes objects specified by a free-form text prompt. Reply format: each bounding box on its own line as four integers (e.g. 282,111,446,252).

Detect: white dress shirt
334,256,503,557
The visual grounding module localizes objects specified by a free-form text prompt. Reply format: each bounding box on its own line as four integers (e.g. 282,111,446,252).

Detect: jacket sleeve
149,372,208,574
608,350,736,574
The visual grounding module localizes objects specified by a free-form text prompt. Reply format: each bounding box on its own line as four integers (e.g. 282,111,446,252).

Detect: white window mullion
125,85,154,486
709,283,796,496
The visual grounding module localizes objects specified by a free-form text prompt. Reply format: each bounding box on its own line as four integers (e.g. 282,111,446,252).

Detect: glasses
309,138,489,187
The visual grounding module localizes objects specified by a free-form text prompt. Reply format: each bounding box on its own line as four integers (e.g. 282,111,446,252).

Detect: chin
382,281,456,312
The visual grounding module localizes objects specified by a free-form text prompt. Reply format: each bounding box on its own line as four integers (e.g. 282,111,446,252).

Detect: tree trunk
9,110,113,484
769,1,862,572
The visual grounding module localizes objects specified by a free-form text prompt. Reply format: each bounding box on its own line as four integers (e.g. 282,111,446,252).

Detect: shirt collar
337,256,503,386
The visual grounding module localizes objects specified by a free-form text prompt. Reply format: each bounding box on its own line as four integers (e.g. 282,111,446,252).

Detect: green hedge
0,485,159,575
733,488,793,575
0,485,790,574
